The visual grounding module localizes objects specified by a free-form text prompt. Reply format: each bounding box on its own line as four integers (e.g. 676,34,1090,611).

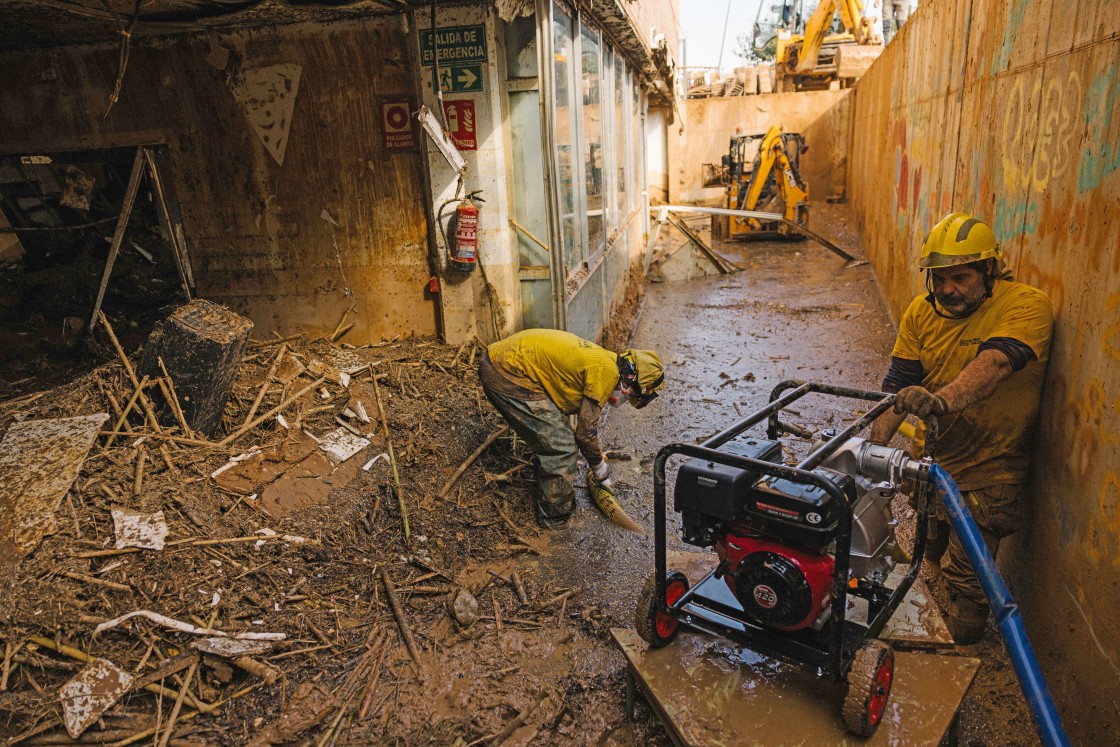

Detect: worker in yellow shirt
870,212,1053,644
478,329,665,529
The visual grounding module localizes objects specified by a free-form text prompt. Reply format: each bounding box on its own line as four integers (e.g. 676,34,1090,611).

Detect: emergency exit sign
420,25,488,66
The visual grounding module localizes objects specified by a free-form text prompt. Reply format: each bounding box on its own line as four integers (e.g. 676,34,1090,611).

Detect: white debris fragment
318,427,370,464
211,591,222,608
110,506,169,551
59,658,134,738
211,450,263,479
363,452,389,471
92,610,286,641
192,637,273,658
276,414,290,429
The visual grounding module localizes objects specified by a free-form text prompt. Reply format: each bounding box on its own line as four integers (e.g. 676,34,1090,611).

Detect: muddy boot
535,471,574,530
947,596,988,645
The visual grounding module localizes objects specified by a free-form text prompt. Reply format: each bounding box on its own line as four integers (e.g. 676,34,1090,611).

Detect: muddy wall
847,0,1120,739
0,16,436,343
672,90,850,206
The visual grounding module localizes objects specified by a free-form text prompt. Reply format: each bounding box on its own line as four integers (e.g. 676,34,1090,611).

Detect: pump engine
674,430,912,632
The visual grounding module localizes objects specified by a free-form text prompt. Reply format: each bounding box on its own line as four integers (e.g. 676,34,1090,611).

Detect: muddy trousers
927,484,1023,638
481,385,577,526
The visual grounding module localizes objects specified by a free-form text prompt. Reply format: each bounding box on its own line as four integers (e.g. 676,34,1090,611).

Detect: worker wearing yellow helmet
478,329,665,529
870,212,1053,644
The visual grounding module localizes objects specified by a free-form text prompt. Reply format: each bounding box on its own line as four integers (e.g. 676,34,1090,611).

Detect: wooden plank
613,628,979,747
88,147,146,330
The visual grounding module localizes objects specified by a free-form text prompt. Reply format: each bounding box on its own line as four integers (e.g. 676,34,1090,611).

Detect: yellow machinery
755,0,882,91
717,125,809,240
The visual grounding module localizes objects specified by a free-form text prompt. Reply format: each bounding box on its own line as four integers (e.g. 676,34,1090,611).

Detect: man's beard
935,284,987,317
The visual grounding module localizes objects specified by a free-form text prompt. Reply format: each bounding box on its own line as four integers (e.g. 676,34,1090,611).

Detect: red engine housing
715,527,834,631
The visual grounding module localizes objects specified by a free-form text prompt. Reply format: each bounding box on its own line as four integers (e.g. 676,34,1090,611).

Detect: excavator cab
714,126,810,241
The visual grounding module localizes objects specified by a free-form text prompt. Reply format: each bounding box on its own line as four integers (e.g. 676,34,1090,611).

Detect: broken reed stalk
357,635,391,719
97,311,164,435
380,572,422,675
242,343,287,429
219,376,326,446
132,448,146,496
27,636,211,712
487,689,547,747
157,356,194,438
329,304,357,342
155,660,198,747
0,639,14,691
97,431,222,449
370,368,408,541
438,426,509,499
104,374,151,448
511,572,529,605
60,570,131,592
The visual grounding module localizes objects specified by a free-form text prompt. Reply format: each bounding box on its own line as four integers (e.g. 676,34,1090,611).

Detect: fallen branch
438,426,509,499
381,572,422,675
219,376,326,446
93,611,286,641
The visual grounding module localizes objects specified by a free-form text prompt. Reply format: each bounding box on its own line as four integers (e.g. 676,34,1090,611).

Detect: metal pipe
930,465,1070,747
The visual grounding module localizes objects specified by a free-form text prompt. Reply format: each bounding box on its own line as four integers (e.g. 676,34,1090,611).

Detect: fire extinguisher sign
441,100,478,151
380,97,417,150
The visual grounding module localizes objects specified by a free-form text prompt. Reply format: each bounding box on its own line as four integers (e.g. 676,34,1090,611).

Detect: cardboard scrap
59,658,134,738
0,413,109,564
111,506,169,550
317,427,370,464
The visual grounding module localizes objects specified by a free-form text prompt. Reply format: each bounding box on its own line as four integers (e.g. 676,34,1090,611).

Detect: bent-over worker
478,329,665,529
870,212,1053,644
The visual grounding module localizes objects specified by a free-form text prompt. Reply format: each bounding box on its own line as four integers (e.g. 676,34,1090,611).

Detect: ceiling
0,0,423,52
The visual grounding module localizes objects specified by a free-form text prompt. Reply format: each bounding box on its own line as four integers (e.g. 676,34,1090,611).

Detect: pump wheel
842,640,895,737
635,570,689,648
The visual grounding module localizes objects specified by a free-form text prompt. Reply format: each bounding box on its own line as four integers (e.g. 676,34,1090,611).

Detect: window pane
553,3,582,271
580,23,604,260
615,55,628,214
505,14,538,78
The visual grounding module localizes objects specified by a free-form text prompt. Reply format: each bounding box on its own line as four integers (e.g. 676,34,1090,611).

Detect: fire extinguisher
438,190,485,273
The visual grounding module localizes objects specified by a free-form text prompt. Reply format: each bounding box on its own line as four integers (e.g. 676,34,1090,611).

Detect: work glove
591,458,614,492
894,386,949,419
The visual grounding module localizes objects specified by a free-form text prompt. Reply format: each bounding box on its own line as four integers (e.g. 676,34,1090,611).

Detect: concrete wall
672,90,850,205
0,16,436,343
847,0,1120,740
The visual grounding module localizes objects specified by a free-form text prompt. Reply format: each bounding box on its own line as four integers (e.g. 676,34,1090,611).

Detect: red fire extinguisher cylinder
451,199,479,272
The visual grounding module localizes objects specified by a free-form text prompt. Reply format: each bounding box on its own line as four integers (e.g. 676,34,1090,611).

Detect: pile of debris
0,302,597,746
686,65,774,98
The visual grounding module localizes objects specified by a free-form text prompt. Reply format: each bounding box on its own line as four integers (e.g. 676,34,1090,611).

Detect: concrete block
139,299,253,437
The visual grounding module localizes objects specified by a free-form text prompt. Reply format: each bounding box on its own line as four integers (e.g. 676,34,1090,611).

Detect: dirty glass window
505,14,537,78
553,3,583,272
631,81,642,213
614,53,628,220
580,22,604,262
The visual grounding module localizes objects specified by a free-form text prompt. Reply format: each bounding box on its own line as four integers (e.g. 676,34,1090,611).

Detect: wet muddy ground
0,203,1039,746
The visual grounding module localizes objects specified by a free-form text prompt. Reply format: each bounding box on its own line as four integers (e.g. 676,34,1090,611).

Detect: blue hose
930,464,1070,747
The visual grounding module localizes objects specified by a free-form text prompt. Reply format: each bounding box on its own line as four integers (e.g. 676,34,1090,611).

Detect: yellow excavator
754,0,883,91
716,125,810,240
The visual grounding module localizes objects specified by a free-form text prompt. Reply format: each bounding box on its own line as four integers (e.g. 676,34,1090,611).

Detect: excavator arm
795,0,867,72
736,126,809,235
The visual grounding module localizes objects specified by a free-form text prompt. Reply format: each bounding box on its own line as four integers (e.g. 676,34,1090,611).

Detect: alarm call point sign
380,98,416,150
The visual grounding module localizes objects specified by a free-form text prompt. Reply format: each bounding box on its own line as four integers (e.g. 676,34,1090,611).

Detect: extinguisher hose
930,464,1070,747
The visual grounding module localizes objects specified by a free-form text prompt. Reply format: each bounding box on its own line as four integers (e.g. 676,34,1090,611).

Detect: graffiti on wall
1079,64,1120,193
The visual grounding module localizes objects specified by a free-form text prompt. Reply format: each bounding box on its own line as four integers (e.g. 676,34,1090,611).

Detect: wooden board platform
614,628,979,746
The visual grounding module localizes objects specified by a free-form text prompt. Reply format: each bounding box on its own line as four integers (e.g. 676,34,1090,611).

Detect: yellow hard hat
918,213,1001,269
620,349,665,408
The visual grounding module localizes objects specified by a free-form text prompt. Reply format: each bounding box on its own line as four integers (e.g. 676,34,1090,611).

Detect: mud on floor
0,330,670,746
